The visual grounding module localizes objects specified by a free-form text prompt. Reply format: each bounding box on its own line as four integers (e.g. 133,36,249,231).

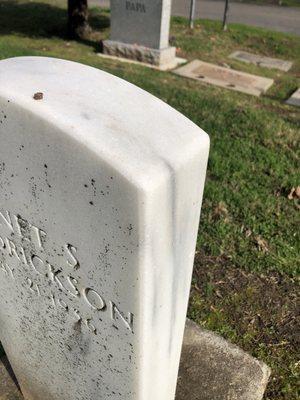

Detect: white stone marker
229,51,293,72
174,60,274,96
0,57,209,400
286,88,300,107
103,0,177,68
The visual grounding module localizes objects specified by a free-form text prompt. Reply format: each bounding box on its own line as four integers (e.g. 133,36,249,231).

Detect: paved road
92,0,300,35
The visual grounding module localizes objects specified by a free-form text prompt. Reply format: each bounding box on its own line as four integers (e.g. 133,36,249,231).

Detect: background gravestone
103,0,177,68
0,57,209,400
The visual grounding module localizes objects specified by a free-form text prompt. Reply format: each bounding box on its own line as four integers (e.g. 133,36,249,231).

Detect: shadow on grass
0,0,110,51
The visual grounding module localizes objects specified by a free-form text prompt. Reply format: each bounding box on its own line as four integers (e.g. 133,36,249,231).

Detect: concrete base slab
1,319,270,400
173,60,274,96
229,51,293,72
97,52,187,71
286,88,300,107
176,319,271,400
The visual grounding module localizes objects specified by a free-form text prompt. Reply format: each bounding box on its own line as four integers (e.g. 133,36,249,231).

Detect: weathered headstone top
0,57,209,400
103,0,177,68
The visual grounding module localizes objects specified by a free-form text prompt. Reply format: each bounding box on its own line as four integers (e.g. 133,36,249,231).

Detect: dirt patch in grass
188,252,300,399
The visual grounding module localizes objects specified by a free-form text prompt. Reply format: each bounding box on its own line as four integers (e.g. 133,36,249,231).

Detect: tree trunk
68,0,91,39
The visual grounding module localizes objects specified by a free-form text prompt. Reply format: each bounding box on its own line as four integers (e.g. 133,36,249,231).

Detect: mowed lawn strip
0,1,299,399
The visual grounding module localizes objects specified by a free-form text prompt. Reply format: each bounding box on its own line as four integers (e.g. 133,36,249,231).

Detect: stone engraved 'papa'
104,0,176,68
0,57,209,400
126,1,146,12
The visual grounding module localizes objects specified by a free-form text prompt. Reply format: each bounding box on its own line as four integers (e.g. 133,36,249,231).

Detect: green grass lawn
0,0,299,398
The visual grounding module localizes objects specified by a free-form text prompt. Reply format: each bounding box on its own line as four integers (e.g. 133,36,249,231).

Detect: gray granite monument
103,0,178,68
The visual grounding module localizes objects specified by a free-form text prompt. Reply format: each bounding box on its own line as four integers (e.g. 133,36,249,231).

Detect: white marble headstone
0,57,209,400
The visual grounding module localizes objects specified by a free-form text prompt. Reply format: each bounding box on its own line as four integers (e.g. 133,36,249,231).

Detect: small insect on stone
33,92,44,100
